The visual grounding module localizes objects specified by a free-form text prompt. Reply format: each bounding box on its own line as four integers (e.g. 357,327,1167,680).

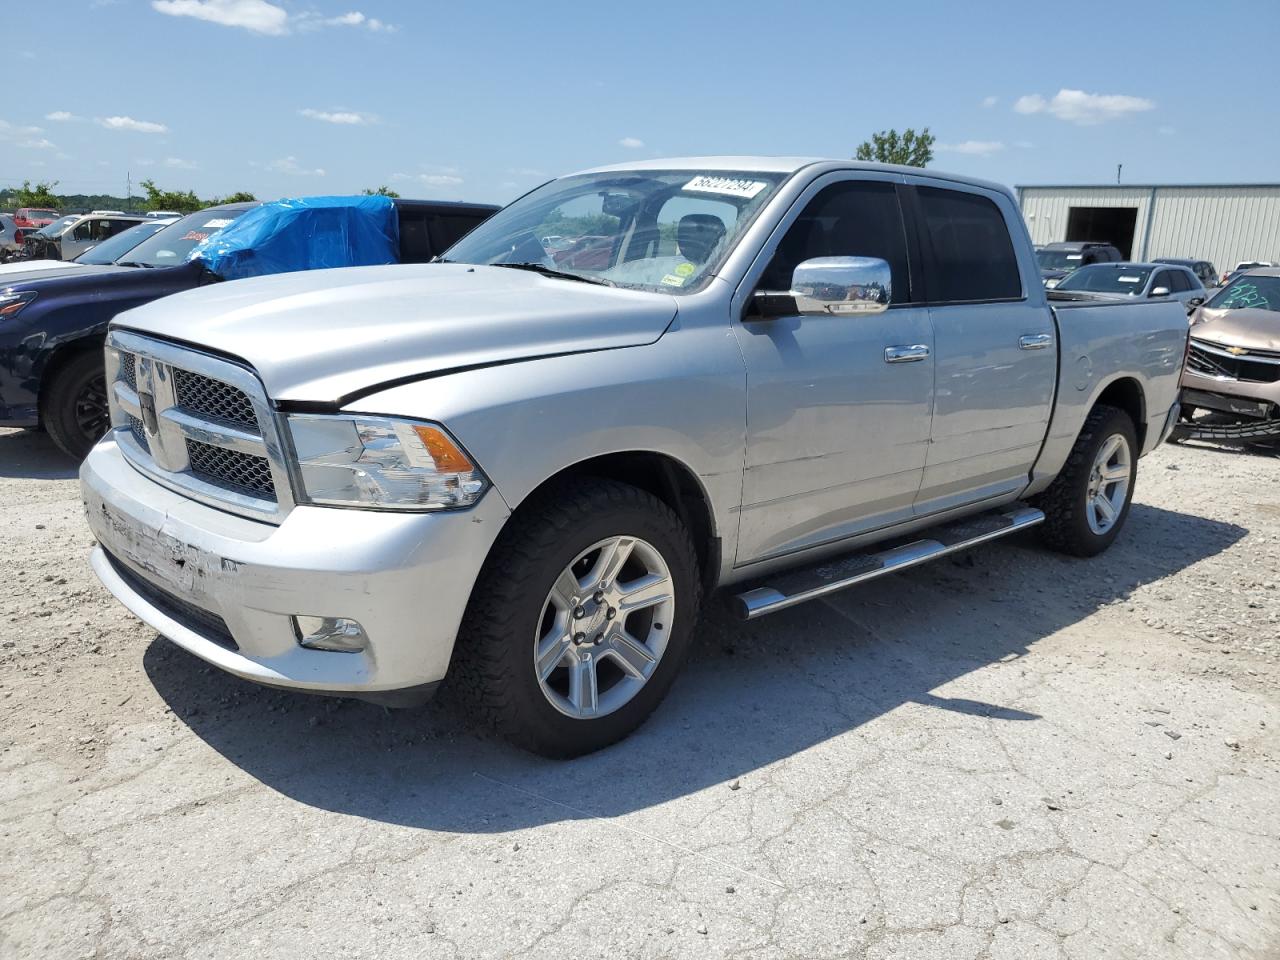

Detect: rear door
905,180,1056,515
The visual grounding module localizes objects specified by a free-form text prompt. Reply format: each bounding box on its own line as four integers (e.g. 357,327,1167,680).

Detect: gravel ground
1,426,1278,959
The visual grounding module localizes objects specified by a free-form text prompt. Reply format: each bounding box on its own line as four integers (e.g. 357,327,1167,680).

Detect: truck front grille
186,439,276,498
106,331,293,523
173,369,258,429
1188,340,1280,384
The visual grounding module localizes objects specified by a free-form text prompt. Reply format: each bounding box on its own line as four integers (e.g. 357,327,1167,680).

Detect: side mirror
1188,296,1205,307
1150,286,1170,298
752,256,891,319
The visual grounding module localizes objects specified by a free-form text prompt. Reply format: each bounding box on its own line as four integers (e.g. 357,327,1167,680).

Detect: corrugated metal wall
1018,185,1280,277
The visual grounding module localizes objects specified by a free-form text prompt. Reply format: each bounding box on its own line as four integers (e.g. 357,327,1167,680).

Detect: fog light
293,616,368,653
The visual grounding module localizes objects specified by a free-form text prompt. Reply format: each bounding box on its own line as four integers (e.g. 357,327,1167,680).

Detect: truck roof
576,156,1014,200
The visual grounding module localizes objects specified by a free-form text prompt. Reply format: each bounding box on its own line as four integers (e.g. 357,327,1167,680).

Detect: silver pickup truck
81,158,1189,757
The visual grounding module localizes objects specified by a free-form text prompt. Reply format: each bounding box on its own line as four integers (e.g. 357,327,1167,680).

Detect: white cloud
45,111,78,122
418,173,463,187
1014,140,1035,149
136,158,156,167
300,108,374,125
981,96,998,109
299,11,396,31
618,137,644,149
508,167,546,177
19,138,56,150
98,115,169,133
937,140,1006,157
0,120,43,136
1014,89,1155,125
164,157,199,169
151,0,289,35
267,156,325,176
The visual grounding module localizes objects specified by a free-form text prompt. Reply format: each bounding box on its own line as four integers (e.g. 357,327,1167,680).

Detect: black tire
1032,404,1138,558
42,351,110,460
453,478,701,758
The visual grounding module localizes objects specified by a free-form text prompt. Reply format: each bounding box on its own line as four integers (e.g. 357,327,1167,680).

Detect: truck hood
0,258,82,281
113,263,680,402
1190,306,1280,352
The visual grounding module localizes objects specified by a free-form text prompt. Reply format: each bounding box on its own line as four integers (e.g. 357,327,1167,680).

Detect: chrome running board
732,505,1045,620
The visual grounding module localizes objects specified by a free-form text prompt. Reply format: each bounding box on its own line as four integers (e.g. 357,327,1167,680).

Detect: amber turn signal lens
412,425,474,473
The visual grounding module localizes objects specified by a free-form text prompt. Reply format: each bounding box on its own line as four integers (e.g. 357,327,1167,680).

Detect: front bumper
81,436,511,697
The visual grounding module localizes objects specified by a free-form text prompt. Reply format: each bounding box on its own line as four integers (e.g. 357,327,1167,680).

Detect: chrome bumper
81,437,510,696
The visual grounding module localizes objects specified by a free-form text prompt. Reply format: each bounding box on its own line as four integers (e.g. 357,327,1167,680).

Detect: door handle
884,344,930,363
1019,334,1053,350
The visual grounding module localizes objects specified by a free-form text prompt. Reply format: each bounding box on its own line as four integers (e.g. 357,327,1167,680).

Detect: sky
5,0,1279,205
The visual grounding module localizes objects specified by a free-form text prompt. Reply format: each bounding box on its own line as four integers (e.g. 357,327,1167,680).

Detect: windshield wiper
114,261,155,269
491,261,614,287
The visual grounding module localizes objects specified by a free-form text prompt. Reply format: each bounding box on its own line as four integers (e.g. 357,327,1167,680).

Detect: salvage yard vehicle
0,218,176,283
19,210,149,261
1174,267,1280,442
1037,240,1122,287
1050,261,1207,312
1153,257,1219,289
1,197,497,458
81,157,1190,757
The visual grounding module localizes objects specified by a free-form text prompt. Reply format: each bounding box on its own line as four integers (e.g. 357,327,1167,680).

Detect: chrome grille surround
104,330,295,524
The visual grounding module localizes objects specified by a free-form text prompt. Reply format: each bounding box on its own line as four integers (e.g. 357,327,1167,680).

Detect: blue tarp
188,195,398,281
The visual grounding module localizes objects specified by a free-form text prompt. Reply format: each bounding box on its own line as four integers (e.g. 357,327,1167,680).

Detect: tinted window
916,187,1021,302
1170,270,1195,292
1151,270,1175,293
427,213,489,253
760,180,912,302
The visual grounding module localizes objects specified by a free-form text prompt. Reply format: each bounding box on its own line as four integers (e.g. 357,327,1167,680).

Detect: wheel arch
506,450,721,592
1091,375,1147,450
36,335,105,419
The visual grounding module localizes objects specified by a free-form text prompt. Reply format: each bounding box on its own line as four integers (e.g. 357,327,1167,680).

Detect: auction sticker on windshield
684,176,768,199
202,219,234,229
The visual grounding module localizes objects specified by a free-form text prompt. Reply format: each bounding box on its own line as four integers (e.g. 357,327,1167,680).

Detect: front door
732,175,935,564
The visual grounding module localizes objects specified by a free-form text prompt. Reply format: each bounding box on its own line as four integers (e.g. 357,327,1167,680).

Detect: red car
13,207,59,233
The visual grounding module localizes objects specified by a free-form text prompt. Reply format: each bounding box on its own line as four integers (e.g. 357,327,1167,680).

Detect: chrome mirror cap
791,256,891,316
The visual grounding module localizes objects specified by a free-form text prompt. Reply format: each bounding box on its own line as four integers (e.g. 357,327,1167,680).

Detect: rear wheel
454,478,701,758
1033,405,1138,557
42,351,110,460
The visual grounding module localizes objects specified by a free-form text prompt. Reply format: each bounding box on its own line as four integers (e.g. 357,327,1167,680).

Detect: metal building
1016,184,1280,276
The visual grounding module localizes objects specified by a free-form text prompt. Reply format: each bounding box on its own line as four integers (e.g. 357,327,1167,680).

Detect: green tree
138,178,204,213
362,185,401,198
14,179,63,208
210,191,257,204
854,128,935,167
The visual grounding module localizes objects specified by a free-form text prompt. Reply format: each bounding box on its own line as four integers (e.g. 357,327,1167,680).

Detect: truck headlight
0,290,37,319
286,414,488,510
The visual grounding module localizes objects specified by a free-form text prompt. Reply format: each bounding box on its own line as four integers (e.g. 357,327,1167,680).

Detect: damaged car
1174,268,1280,442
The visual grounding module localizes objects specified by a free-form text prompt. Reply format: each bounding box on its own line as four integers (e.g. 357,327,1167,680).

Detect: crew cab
1037,240,1123,287
81,158,1190,757
2,198,497,458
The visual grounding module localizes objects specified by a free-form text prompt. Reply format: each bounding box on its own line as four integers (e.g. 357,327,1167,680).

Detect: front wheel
1032,405,1138,557
42,351,110,460
454,479,701,758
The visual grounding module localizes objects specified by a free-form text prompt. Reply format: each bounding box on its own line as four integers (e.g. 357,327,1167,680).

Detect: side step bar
732,505,1045,620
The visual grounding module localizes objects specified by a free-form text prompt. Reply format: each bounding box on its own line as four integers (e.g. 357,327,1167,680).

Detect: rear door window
915,186,1021,302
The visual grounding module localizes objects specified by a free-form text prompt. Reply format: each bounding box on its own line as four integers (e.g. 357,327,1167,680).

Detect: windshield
1056,265,1152,294
35,215,80,237
1037,249,1085,271
443,169,789,293
1207,274,1280,313
118,208,248,267
73,220,168,264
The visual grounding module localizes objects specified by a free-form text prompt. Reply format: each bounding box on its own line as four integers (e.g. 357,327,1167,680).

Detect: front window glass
1207,275,1280,313
74,221,167,264
1037,249,1084,271
35,215,79,237
118,208,248,267
443,170,789,293
1056,265,1153,294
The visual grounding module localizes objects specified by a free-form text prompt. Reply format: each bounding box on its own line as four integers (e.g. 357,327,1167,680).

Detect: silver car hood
113,263,680,402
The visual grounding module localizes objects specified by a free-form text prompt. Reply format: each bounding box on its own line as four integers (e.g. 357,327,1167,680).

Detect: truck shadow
0,427,79,479
144,502,1245,834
